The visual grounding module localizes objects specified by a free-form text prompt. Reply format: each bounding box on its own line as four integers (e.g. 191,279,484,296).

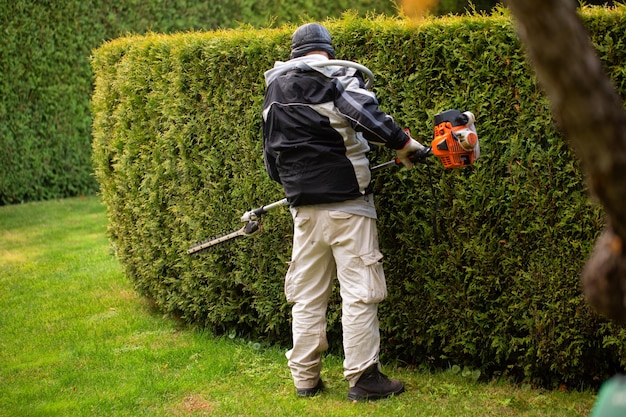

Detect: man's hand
396,138,427,169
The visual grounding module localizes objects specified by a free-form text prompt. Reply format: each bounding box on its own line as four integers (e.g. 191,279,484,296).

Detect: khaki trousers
284,206,387,389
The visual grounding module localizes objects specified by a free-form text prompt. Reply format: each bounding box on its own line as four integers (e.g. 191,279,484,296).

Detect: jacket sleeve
333,74,409,150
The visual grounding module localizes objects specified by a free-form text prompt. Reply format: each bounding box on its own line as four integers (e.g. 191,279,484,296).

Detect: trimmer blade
186,221,260,255
187,226,247,255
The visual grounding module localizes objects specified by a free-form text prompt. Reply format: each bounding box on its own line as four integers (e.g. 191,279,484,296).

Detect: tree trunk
504,0,626,322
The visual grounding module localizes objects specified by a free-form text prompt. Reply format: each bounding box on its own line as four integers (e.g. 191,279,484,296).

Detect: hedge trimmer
186,198,289,254
187,109,479,255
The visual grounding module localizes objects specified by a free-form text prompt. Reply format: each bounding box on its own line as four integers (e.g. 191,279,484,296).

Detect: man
261,22,426,401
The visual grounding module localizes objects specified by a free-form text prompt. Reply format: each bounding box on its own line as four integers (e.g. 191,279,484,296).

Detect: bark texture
504,0,626,322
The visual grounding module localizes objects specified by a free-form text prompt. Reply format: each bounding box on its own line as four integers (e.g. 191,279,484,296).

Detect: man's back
262,56,372,206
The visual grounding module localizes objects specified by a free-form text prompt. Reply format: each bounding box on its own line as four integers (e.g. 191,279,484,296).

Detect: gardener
261,22,426,401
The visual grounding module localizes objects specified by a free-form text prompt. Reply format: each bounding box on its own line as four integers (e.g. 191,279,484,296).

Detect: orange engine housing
431,109,479,169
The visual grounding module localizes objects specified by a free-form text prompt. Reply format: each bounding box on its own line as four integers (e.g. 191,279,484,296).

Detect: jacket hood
264,54,353,87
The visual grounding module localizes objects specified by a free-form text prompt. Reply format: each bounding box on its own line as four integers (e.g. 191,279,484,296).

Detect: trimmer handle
240,198,289,222
405,146,433,164
372,146,433,171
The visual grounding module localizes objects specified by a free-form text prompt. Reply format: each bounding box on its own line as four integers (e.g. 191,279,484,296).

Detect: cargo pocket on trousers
360,250,387,304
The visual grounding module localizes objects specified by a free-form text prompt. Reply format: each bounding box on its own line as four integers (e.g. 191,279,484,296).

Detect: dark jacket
262,55,409,207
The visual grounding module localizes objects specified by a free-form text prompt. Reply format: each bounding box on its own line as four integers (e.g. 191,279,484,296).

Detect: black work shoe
296,379,324,397
347,364,405,401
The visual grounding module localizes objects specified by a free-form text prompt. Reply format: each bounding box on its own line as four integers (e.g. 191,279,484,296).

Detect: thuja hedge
91,9,626,388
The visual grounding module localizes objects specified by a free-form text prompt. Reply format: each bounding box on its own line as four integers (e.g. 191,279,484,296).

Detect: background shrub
91,8,626,388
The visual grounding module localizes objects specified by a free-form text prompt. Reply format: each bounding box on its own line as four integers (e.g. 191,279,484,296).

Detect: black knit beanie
290,23,335,59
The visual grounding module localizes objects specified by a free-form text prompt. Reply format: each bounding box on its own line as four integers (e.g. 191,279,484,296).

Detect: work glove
396,137,427,169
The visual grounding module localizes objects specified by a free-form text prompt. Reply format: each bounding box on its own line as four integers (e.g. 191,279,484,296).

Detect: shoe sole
296,380,324,397
297,389,322,398
347,385,405,402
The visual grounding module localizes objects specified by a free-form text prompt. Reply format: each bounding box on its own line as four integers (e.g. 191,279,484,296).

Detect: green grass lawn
0,196,597,416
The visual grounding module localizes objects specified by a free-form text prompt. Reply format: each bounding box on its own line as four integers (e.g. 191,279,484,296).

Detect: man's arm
333,75,409,150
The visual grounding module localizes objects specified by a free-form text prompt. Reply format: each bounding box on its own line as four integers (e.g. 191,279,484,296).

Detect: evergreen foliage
91,8,626,388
